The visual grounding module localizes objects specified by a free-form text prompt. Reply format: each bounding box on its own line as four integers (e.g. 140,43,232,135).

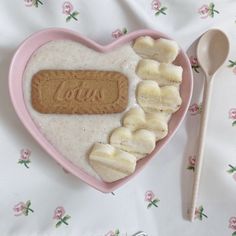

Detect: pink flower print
229,217,236,231
187,155,196,171
112,30,123,39
189,56,200,73
105,231,115,236
152,0,161,10
227,164,236,181
233,173,236,182
105,229,120,236
62,1,79,22
229,108,236,119
24,0,34,7
20,148,31,161
53,206,65,220
233,67,236,75
18,148,31,168
13,200,34,216
13,202,26,216
189,156,196,166
145,191,159,208
145,190,155,201
62,1,73,14
198,5,209,18
152,0,167,16
194,206,208,220
229,217,236,235
112,28,128,39
24,0,43,7
53,206,71,227
190,56,198,66
188,103,202,115
198,3,219,19
228,109,236,126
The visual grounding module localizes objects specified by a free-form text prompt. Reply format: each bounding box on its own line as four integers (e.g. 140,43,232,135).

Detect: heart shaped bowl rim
9,28,193,193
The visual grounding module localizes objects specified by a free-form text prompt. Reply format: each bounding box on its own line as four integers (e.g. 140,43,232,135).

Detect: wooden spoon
189,29,229,221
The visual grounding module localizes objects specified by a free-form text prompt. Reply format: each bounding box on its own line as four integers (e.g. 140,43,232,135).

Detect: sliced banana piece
110,127,156,160
137,80,182,113
133,36,179,63
136,59,183,86
123,107,169,140
89,143,136,183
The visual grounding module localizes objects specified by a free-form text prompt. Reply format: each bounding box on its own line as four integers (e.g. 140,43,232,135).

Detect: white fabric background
0,0,236,235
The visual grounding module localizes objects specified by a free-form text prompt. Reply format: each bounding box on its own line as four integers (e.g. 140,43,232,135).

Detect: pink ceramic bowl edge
8,28,193,193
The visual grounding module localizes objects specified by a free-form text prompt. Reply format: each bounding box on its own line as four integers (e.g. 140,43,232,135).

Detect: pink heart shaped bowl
9,28,193,193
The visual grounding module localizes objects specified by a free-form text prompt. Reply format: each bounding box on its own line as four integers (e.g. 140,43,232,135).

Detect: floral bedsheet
0,0,236,235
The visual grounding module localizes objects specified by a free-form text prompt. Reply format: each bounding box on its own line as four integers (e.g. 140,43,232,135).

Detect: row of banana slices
89,36,183,182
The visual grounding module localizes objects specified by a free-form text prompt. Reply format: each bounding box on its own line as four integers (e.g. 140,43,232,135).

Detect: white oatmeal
23,40,141,178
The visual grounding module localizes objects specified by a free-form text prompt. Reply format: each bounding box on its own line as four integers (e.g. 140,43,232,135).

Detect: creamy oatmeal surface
23,40,141,178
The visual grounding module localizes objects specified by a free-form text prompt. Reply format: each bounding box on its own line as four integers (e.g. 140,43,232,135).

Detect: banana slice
137,80,182,113
110,127,156,160
123,107,169,140
133,36,179,63
136,59,183,86
89,143,136,183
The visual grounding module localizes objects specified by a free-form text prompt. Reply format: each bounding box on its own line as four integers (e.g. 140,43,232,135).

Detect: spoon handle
189,75,214,221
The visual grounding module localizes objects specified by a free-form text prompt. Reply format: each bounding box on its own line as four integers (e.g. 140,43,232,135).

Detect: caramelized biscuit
31,70,128,114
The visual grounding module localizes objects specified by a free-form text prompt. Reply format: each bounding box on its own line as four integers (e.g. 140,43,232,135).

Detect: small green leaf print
24,208,29,216
66,16,71,22
123,28,128,34
155,7,167,15
232,120,236,126
227,165,236,173
66,11,79,22
26,200,31,208
187,166,195,171
228,60,236,68
149,199,159,208
227,165,236,181
232,232,236,236
56,221,62,228
192,65,200,73
195,205,208,220
208,2,219,17
228,60,236,75
35,0,43,7
115,229,120,236
63,215,71,221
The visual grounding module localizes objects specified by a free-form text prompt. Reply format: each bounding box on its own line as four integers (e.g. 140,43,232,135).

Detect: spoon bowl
197,29,230,77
